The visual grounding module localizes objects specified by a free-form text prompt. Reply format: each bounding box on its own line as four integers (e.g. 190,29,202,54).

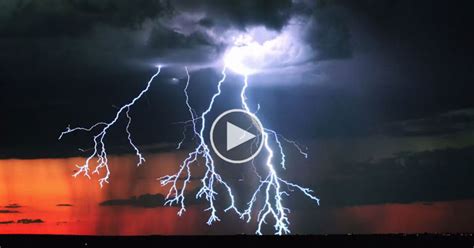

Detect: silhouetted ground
0,234,473,248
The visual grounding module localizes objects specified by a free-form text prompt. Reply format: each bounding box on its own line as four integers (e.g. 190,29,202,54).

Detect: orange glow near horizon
1,155,474,235
0,153,210,235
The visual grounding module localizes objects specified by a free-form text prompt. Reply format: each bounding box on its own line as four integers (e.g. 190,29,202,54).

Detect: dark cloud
0,220,14,225
16,218,44,224
4,204,21,208
311,145,474,207
174,0,293,30
198,17,214,28
0,210,20,213
146,25,222,64
148,25,213,51
383,108,474,137
0,0,171,37
305,3,352,60
56,203,73,207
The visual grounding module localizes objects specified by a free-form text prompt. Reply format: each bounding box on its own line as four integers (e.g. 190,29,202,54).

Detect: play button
210,109,264,164
226,122,256,151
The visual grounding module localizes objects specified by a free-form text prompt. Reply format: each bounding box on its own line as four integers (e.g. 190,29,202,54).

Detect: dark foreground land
0,234,473,247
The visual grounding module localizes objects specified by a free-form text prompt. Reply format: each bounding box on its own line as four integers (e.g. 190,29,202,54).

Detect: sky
1,0,474,235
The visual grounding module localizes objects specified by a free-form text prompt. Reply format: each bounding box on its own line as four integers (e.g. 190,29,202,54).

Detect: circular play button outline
210,109,264,164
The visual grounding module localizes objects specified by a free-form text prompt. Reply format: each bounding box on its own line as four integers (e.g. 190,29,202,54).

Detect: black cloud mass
0,0,171,36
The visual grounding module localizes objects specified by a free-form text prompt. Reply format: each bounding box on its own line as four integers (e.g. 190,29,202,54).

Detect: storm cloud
0,0,356,71
383,108,474,137
0,0,473,160
0,0,171,37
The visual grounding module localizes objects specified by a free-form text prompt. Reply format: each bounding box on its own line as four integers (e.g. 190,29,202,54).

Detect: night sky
1,0,474,235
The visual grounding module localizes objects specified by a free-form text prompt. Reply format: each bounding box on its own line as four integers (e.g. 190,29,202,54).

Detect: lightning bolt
59,62,319,234
160,66,241,223
238,74,319,235
58,66,162,187
164,67,319,234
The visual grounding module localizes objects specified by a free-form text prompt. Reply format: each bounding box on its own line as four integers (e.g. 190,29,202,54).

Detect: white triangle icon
226,122,256,151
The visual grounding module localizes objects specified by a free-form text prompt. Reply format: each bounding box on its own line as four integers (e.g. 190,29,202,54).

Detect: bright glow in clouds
223,23,315,76
224,45,258,75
